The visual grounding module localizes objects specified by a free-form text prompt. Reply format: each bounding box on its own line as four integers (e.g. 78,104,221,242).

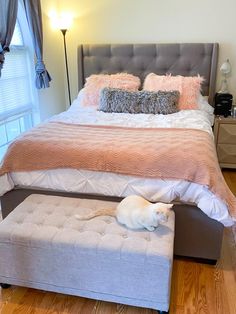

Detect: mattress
0,94,234,226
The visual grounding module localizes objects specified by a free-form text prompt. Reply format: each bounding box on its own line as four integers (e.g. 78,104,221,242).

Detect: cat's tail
75,208,115,220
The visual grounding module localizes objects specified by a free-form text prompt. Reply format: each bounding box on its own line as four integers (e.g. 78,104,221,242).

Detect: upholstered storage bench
0,194,175,313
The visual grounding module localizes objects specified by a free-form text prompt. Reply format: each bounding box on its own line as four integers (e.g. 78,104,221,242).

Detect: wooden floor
0,170,236,314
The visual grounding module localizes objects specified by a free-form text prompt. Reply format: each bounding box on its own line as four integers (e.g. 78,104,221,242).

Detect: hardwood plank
1,288,44,314
0,287,28,314
220,228,236,314
223,169,236,195
0,169,236,313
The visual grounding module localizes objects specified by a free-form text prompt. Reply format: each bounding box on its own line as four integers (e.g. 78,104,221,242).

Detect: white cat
75,195,173,231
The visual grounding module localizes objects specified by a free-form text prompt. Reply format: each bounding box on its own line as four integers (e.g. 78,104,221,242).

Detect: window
0,4,39,161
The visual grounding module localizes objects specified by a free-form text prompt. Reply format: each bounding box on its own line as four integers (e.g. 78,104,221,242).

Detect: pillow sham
197,94,214,114
98,88,180,115
80,73,141,108
143,73,204,110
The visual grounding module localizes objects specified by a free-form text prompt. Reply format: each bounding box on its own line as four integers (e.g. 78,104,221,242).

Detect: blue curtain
23,0,51,89
0,0,18,77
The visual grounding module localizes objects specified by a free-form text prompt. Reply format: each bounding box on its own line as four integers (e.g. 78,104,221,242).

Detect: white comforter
0,96,234,226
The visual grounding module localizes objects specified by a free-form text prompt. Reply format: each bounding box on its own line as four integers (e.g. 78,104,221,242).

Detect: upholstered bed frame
1,43,223,263
78,43,218,105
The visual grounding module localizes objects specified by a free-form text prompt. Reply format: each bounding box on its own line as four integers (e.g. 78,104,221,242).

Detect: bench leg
0,283,11,289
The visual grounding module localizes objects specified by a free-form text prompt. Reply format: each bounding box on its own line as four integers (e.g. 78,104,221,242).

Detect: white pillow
197,94,214,114
69,89,86,111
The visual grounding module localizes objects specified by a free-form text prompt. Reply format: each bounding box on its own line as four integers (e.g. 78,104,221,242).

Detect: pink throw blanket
1,122,235,219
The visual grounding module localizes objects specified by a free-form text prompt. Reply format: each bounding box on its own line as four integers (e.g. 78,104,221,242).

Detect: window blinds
0,21,33,121
0,48,33,120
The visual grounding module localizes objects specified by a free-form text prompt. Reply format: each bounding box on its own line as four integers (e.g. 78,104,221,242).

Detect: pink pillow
81,73,141,108
180,76,204,110
143,73,204,110
143,73,182,93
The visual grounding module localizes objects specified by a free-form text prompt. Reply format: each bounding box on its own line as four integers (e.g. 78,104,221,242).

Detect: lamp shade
220,59,231,75
50,12,73,30
218,59,231,93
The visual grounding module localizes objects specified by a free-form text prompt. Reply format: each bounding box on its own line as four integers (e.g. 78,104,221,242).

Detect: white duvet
0,95,234,226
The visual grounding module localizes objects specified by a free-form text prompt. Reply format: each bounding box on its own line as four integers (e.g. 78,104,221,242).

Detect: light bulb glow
50,11,73,30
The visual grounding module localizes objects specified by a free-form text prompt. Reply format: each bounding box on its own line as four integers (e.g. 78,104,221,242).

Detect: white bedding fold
1,168,233,226
49,97,215,134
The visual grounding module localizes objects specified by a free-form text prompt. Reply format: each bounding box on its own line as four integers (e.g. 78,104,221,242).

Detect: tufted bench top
0,194,174,264
0,194,175,312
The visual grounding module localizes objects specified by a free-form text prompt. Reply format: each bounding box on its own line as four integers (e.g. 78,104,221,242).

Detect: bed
1,43,235,263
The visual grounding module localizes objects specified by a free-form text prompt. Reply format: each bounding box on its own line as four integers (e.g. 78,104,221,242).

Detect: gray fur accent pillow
98,88,180,114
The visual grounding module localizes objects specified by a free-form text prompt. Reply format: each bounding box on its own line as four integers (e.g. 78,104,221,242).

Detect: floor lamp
51,13,73,106
60,28,71,106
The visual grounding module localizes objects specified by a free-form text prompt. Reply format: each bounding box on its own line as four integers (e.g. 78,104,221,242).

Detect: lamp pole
60,29,71,106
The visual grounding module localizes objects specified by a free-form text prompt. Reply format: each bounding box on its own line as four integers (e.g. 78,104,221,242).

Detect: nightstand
214,116,236,168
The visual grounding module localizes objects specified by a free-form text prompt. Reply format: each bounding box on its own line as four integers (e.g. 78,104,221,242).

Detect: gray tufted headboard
77,43,218,105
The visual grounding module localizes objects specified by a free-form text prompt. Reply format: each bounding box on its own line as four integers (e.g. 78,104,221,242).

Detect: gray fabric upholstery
1,188,224,261
78,43,218,106
0,194,175,311
98,88,180,114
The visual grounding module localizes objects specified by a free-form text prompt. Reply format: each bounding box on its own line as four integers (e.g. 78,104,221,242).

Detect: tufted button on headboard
78,43,218,106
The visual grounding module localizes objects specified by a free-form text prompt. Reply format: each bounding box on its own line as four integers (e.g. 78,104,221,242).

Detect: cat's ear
165,204,173,210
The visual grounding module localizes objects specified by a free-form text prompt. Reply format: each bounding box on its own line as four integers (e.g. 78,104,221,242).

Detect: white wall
40,0,236,119
37,9,65,121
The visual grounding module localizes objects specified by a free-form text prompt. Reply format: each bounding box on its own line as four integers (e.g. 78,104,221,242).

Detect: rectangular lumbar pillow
98,88,180,115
